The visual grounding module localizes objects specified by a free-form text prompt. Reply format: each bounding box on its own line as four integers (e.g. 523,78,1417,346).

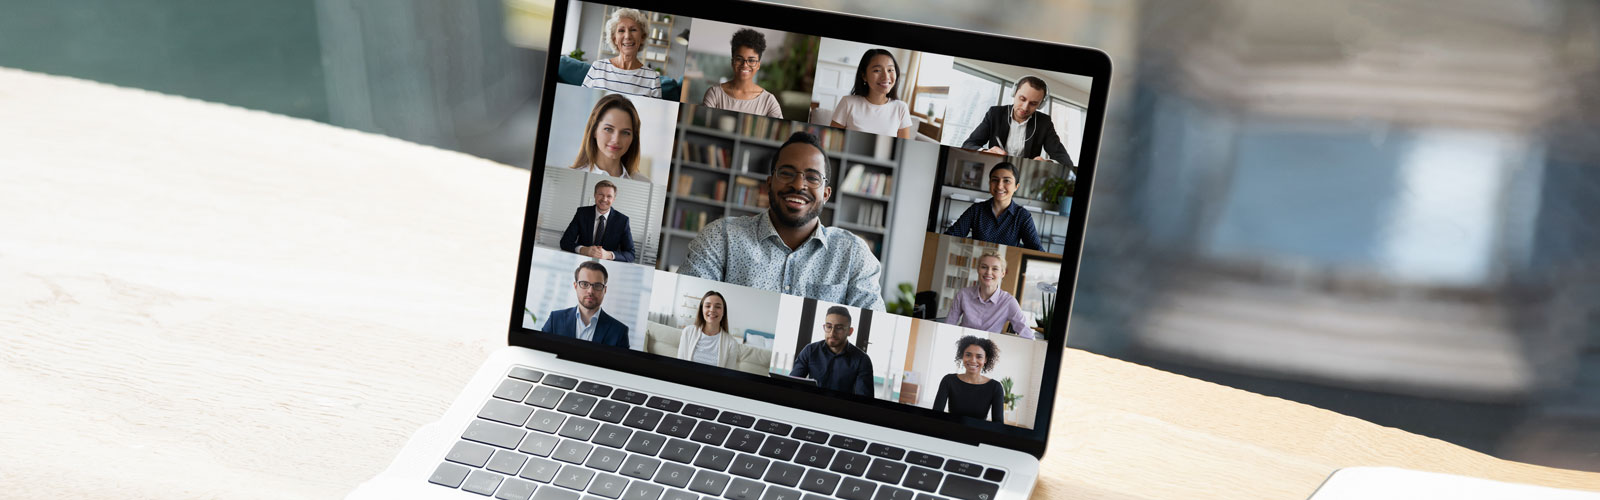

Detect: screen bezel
509,0,1111,459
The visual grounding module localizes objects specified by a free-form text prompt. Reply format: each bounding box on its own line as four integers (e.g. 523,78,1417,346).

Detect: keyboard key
727,453,769,480
528,410,568,434
509,368,545,383
577,382,615,397
593,424,634,449
938,475,999,500
942,460,981,478
757,436,800,461
794,443,835,469
543,374,580,390
624,407,666,431
489,450,532,475
620,454,662,480
586,447,628,472
625,431,668,456
981,469,1004,483
723,477,765,500
798,469,840,495
431,462,472,487
497,477,540,500
559,417,602,441
654,462,696,488
465,469,507,496
690,421,733,446
688,470,732,496
904,452,943,469
553,439,594,464
713,411,755,428
762,461,805,487
591,400,632,424
465,420,527,449
826,436,867,453
753,419,792,436
828,451,871,477
662,488,698,500
865,444,905,461
692,446,736,472
659,439,702,464
803,495,830,500
520,433,561,457
589,473,630,498
790,427,829,444
554,466,596,491
527,386,566,409
559,393,600,416
482,399,537,426
912,495,940,500
519,457,562,483
865,459,907,484
645,396,684,413
612,389,651,405
872,486,914,500
760,486,803,500
682,404,720,420
535,486,581,500
835,477,876,500
657,414,698,438
723,429,765,454
496,379,536,401
623,481,666,500
447,441,497,467
901,467,942,493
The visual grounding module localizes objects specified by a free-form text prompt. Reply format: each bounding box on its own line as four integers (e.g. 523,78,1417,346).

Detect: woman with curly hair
932,335,1005,423
582,8,663,98
701,28,784,118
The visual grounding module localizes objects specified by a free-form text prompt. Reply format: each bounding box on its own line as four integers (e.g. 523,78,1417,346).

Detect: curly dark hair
954,336,999,373
730,28,767,59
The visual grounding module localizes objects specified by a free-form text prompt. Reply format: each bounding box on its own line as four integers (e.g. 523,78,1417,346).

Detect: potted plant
1032,282,1057,341
1000,377,1023,412
758,34,819,117
567,49,587,62
884,283,916,317
1038,177,1075,212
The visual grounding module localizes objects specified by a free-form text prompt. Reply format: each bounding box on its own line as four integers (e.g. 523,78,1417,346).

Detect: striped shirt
582,60,662,98
944,199,1042,250
944,286,1034,338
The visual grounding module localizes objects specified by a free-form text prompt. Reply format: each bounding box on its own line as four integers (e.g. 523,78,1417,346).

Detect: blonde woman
676,291,751,370
571,93,649,182
581,8,663,98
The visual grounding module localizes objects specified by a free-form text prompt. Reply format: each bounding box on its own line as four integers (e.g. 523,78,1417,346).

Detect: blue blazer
560,206,636,263
541,307,630,349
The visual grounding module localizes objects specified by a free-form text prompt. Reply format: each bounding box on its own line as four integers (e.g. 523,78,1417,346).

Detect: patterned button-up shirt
682,211,885,310
944,199,1042,250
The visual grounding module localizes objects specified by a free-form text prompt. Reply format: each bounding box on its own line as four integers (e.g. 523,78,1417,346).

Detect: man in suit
960,75,1076,170
541,260,630,348
560,180,636,262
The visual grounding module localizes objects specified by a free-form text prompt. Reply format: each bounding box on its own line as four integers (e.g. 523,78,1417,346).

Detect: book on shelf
676,174,695,196
678,140,732,168
732,177,768,208
854,203,884,228
838,164,893,197
713,180,727,202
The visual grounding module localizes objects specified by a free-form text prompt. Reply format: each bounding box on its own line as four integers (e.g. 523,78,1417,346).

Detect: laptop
350,1,1109,498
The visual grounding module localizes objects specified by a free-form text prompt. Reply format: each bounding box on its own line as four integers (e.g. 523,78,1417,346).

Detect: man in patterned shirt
682,132,885,310
943,161,1043,250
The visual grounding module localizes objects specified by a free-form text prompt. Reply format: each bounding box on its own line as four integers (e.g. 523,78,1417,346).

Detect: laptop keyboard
429,367,1007,500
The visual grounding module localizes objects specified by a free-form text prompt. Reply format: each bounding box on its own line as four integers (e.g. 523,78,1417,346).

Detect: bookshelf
931,235,1006,318
662,104,904,291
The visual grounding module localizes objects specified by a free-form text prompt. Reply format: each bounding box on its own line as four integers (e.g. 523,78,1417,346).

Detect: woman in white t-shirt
829,49,914,139
676,291,746,370
580,8,662,98
570,93,650,182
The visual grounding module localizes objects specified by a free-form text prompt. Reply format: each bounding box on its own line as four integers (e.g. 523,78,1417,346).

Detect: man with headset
960,75,1075,169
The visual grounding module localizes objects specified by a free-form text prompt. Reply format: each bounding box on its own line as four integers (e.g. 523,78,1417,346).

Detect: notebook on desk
350,1,1110,499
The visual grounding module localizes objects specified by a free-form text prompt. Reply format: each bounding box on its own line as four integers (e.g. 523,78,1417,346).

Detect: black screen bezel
508,0,1111,459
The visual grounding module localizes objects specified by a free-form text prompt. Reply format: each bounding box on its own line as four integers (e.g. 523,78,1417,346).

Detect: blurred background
3,0,1595,472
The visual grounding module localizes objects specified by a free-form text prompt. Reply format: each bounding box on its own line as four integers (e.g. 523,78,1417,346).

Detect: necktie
594,214,607,247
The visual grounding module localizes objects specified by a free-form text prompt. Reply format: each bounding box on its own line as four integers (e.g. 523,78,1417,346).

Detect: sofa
557,56,682,102
644,321,771,376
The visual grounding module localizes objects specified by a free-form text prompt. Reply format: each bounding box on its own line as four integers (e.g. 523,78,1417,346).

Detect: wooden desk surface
2,68,1595,499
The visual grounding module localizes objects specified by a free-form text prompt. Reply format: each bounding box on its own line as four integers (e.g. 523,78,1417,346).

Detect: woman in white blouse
675,291,748,370
570,93,649,181
581,8,663,98
829,48,913,139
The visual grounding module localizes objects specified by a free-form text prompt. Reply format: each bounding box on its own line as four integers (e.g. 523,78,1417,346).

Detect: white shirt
691,328,722,365
591,207,612,245
831,95,912,137
577,164,649,183
1005,113,1028,157
574,309,598,341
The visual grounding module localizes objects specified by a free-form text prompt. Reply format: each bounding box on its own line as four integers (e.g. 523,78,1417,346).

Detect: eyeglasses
732,57,761,67
575,280,608,292
822,323,849,332
772,167,826,188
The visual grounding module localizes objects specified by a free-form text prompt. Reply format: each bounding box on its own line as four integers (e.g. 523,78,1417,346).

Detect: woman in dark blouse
931,335,1005,423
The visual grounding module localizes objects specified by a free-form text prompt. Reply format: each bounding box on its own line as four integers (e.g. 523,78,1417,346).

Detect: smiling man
682,132,885,310
559,180,636,262
943,162,1043,250
959,75,1074,168
944,252,1034,338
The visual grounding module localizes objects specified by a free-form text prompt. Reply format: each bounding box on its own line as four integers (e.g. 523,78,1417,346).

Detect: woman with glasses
582,8,663,98
829,48,914,139
701,28,784,118
675,291,757,371
570,93,649,181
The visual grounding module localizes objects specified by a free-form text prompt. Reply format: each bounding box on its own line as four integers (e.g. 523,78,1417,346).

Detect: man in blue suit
541,260,630,349
560,180,636,263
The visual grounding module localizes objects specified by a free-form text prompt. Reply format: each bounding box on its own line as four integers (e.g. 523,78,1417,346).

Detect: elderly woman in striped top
582,8,662,98
944,252,1034,339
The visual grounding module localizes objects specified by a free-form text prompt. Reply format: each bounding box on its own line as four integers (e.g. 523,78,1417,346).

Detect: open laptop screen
512,0,1108,455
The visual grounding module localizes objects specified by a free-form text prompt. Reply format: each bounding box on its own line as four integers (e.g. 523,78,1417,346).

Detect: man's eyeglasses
733,57,761,67
822,323,849,332
772,167,826,188
575,280,608,292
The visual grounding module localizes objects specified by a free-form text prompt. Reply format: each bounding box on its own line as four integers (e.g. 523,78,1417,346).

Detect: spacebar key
938,475,999,500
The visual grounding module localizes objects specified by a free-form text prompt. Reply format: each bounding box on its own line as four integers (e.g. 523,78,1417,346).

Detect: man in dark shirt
790,306,874,397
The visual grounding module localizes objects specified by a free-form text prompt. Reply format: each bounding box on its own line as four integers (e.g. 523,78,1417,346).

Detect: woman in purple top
944,252,1034,339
